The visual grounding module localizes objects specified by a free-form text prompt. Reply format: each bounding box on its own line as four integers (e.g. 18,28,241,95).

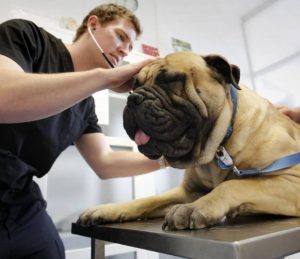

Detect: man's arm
75,132,160,179
0,55,153,123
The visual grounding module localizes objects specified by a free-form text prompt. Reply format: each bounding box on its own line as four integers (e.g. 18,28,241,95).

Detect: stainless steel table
71,215,300,259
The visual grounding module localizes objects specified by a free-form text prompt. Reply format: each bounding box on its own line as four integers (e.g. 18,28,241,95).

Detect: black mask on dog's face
123,69,203,168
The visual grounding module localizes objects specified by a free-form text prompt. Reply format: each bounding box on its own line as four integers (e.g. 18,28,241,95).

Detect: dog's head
123,52,240,168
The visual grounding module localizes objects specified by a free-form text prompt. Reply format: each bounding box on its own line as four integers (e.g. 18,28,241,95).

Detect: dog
78,52,300,230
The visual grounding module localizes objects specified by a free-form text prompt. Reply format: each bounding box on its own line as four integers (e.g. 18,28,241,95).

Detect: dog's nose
127,92,145,107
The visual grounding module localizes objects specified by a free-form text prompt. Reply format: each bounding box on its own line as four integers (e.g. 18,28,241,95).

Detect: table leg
91,238,105,259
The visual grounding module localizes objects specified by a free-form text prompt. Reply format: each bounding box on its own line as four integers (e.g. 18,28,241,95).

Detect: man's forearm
0,55,153,123
0,69,106,123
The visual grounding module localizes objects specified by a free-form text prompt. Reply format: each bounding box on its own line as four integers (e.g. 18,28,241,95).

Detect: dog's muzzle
123,86,203,161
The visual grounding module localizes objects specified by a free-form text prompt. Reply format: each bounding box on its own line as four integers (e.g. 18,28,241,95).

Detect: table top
72,215,300,259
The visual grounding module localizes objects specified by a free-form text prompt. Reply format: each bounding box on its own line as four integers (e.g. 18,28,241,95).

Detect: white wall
243,0,300,106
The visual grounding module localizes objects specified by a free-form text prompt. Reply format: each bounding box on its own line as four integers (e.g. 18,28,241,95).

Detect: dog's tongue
134,129,150,145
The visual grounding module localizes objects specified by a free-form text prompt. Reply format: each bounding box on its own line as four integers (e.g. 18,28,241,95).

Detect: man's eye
118,33,125,42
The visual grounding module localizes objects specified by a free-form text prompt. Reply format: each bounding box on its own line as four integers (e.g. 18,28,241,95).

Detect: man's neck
65,41,99,71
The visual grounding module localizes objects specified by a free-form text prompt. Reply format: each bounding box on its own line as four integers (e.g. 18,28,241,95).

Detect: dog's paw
77,204,129,226
162,204,213,230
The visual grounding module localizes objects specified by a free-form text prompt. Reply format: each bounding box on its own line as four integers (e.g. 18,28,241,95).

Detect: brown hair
73,3,142,42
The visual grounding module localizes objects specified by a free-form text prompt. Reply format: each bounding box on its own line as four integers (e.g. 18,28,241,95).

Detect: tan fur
79,52,300,229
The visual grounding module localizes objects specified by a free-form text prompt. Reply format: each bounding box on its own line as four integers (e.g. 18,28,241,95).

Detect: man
0,4,164,258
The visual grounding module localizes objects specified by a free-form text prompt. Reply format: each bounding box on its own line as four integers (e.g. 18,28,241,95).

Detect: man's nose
118,44,130,57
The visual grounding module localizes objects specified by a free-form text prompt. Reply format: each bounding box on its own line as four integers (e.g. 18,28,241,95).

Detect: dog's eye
132,77,142,90
155,71,186,94
196,89,201,94
155,71,186,85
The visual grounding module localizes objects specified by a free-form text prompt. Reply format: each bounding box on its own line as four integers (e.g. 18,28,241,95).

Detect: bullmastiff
78,52,300,230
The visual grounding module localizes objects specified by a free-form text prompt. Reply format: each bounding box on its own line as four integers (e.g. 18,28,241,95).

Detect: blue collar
216,85,300,176
216,146,300,176
221,85,238,145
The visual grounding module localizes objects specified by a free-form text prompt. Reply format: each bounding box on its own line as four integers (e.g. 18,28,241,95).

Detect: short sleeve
82,97,102,134
0,19,40,72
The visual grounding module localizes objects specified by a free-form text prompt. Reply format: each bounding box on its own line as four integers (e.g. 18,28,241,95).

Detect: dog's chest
192,162,232,189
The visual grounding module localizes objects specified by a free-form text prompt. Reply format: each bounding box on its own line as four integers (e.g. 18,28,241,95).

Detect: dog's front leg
78,185,202,226
163,175,300,230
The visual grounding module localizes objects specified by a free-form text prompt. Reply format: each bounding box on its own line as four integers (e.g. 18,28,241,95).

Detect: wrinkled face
123,52,240,168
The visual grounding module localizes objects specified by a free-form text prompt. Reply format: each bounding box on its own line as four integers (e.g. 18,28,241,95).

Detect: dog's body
79,52,300,230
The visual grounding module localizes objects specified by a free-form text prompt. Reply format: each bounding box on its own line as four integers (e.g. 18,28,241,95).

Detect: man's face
94,18,137,67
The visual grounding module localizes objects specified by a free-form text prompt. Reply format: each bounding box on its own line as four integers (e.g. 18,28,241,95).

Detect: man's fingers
108,58,159,93
126,58,158,73
112,79,134,93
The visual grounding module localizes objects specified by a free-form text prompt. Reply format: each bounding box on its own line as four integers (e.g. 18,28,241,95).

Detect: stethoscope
87,26,115,68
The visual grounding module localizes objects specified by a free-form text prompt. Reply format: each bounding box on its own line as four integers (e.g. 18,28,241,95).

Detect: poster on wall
171,37,192,52
141,43,160,57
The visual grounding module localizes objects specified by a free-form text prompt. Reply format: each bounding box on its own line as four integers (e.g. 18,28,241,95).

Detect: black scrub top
0,19,102,204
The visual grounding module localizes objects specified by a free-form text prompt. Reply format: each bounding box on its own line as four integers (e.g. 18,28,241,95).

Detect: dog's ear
230,64,240,87
203,54,241,90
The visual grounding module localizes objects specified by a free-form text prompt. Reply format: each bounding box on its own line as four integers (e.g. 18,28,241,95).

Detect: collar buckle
216,147,241,175
216,146,234,169
232,166,241,176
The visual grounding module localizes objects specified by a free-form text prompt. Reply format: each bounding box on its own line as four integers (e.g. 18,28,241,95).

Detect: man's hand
277,105,300,123
106,58,158,93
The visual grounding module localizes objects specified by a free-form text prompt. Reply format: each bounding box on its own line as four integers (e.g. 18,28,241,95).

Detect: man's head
74,4,142,42
73,4,142,68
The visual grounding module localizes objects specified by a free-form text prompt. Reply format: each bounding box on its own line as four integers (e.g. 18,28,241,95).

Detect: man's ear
203,54,241,90
87,15,100,30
